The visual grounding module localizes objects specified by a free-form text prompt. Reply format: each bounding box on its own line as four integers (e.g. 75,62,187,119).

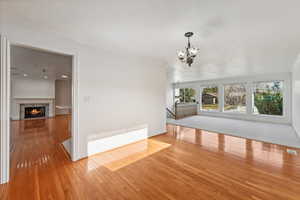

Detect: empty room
1,1,300,199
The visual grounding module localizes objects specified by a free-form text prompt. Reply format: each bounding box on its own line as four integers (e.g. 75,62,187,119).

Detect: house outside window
201,86,218,111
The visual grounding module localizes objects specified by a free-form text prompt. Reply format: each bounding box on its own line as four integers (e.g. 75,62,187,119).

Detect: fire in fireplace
24,106,46,119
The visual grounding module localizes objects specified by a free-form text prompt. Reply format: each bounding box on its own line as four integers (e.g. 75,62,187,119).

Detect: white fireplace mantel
11,98,55,120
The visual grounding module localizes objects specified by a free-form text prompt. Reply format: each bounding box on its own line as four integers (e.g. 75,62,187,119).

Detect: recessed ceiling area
2,0,300,82
10,45,72,80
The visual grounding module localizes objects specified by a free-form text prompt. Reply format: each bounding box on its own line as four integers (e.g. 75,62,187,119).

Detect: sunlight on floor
90,139,171,171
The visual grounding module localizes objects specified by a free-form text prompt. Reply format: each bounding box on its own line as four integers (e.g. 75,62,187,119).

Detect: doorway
0,35,79,184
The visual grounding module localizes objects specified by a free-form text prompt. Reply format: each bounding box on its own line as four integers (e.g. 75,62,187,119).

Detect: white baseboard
11,116,18,120
62,139,71,156
87,125,150,156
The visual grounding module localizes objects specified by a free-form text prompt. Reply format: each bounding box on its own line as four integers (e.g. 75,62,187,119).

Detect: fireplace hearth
20,103,50,120
25,106,46,119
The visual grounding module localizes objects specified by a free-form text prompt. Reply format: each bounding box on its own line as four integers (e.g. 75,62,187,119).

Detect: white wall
11,77,55,99
79,51,167,158
166,69,174,110
2,28,167,159
79,51,167,157
55,79,72,115
292,55,300,136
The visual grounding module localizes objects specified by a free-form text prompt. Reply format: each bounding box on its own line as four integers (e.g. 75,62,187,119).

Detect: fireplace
20,104,49,120
24,106,46,119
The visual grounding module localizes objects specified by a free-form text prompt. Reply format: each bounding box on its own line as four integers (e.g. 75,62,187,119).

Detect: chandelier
177,32,199,67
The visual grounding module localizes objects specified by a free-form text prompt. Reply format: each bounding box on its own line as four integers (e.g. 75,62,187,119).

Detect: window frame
174,87,197,105
173,73,291,124
200,85,220,112
223,83,247,114
251,80,285,117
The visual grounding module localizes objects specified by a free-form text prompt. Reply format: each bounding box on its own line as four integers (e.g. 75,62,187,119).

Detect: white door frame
0,35,80,184
0,35,11,184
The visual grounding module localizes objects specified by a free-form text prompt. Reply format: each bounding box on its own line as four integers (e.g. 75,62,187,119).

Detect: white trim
87,125,148,156
199,85,219,112
0,35,10,184
9,43,80,162
62,138,71,155
222,82,247,114
219,84,224,112
71,54,79,161
252,80,286,117
246,82,253,114
0,39,80,184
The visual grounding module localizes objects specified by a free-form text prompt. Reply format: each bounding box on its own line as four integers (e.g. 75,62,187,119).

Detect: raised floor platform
167,115,300,148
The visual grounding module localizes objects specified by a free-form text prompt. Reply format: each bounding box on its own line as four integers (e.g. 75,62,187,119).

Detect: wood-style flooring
100,139,171,171
1,116,300,199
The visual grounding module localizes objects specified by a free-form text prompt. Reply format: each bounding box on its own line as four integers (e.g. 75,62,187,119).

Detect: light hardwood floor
1,116,300,199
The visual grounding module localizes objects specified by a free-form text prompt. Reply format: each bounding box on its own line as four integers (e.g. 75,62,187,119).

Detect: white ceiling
11,45,72,80
2,0,300,82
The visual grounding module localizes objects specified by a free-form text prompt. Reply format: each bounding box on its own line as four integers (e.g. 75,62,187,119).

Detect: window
224,84,246,113
174,88,196,104
174,88,182,103
253,81,283,116
201,86,218,111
